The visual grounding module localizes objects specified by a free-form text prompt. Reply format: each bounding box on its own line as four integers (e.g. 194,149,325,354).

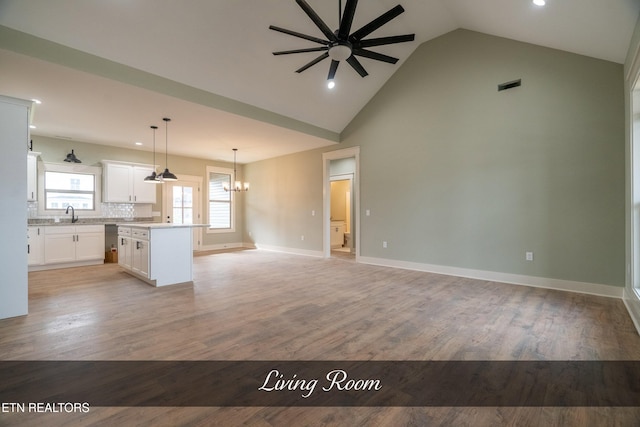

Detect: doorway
632,80,640,297
330,175,354,257
322,147,360,259
162,175,203,251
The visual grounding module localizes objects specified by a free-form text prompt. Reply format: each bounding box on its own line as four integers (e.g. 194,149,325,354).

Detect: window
45,171,95,210
207,167,233,231
172,185,193,225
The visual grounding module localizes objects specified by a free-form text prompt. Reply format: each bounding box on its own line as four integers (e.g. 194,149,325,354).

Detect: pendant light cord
233,148,238,187
163,117,170,170
151,125,157,168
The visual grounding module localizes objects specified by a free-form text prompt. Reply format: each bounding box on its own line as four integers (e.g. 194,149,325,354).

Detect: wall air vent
498,79,521,92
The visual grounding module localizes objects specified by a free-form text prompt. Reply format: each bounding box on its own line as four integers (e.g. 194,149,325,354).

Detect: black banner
1,361,639,407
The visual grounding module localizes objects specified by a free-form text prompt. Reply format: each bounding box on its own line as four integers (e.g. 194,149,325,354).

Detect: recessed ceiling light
29,125,36,129
31,99,42,104
135,142,143,146
327,80,336,89
533,0,546,6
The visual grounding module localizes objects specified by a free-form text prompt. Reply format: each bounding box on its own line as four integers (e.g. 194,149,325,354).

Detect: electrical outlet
311,210,315,216
383,241,387,248
301,235,305,241
525,251,534,261
366,209,371,216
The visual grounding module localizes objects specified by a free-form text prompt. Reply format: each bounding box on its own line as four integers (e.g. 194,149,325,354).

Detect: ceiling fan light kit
270,0,415,86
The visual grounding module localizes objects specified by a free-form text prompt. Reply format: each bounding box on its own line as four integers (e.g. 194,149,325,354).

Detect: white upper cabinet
27,151,39,201
102,160,156,204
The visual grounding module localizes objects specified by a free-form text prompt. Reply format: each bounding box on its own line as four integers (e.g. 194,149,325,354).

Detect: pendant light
64,149,81,163
144,125,163,183
158,117,177,181
223,148,249,192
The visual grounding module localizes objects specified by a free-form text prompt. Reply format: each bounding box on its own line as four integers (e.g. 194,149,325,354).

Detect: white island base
118,224,198,287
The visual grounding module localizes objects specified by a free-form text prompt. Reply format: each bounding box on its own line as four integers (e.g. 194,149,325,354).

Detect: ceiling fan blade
338,0,358,40
328,60,340,80
349,5,405,41
346,55,368,77
353,48,399,64
295,0,338,42
273,47,329,55
269,25,328,45
357,34,415,48
295,52,330,73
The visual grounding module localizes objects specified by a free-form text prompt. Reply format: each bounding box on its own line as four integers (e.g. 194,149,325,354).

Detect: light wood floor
2,249,640,426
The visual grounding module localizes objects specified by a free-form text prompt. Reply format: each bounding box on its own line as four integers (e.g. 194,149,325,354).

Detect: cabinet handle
72,235,75,242
136,241,141,250
27,244,30,254
76,234,79,242
121,238,125,245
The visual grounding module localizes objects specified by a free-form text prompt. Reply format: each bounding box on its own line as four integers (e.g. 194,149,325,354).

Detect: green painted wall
246,29,626,287
31,135,244,247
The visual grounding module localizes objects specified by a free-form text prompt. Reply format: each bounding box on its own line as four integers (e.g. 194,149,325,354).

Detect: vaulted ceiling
0,0,637,163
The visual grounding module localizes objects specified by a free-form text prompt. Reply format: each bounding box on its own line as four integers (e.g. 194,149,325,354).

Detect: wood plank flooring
1,249,640,426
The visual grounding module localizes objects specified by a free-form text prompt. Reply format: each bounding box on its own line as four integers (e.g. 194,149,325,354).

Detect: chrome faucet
65,205,78,223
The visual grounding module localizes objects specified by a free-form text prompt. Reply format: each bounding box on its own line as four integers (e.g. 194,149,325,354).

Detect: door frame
161,174,203,251
322,146,360,259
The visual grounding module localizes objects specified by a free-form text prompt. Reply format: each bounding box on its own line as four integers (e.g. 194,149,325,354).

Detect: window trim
38,162,103,217
206,165,235,233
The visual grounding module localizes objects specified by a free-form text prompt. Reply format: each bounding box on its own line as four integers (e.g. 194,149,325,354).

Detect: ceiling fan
269,0,415,85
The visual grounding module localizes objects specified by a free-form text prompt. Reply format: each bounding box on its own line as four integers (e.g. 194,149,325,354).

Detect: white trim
197,242,250,251
255,244,323,258
626,25,640,336
359,256,623,299
205,165,236,233
38,162,103,217
322,146,360,259
623,288,640,334
28,259,104,272
625,37,640,84
161,174,203,249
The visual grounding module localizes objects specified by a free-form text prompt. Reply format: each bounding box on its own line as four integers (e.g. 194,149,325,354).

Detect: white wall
0,95,30,319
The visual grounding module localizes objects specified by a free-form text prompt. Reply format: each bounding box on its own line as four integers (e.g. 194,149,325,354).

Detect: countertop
28,218,154,226
117,223,210,229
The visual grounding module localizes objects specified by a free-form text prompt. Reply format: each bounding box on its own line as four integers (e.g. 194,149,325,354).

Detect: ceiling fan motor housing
329,42,352,61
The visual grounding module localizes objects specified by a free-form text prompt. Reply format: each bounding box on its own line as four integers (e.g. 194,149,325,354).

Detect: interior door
162,176,202,250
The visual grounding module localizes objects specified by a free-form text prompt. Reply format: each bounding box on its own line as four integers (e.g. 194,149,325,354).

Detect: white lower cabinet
118,225,194,287
41,225,105,267
118,227,149,278
118,227,132,270
27,226,44,266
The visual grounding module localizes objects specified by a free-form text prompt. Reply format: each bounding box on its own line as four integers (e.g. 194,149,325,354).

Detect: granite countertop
117,222,210,229
28,218,155,226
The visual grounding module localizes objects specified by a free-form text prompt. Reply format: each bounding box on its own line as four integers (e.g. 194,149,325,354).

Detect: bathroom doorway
322,147,360,260
330,175,354,258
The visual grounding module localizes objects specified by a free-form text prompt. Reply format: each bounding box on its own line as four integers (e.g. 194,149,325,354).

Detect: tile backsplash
28,201,153,221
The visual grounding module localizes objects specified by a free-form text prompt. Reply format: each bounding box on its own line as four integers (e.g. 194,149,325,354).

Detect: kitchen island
117,223,206,287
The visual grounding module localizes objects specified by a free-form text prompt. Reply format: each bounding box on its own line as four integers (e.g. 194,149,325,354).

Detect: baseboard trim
358,256,623,299
623,288,640,335
28,259,104,272
197,242,250,252
255,244,323,258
